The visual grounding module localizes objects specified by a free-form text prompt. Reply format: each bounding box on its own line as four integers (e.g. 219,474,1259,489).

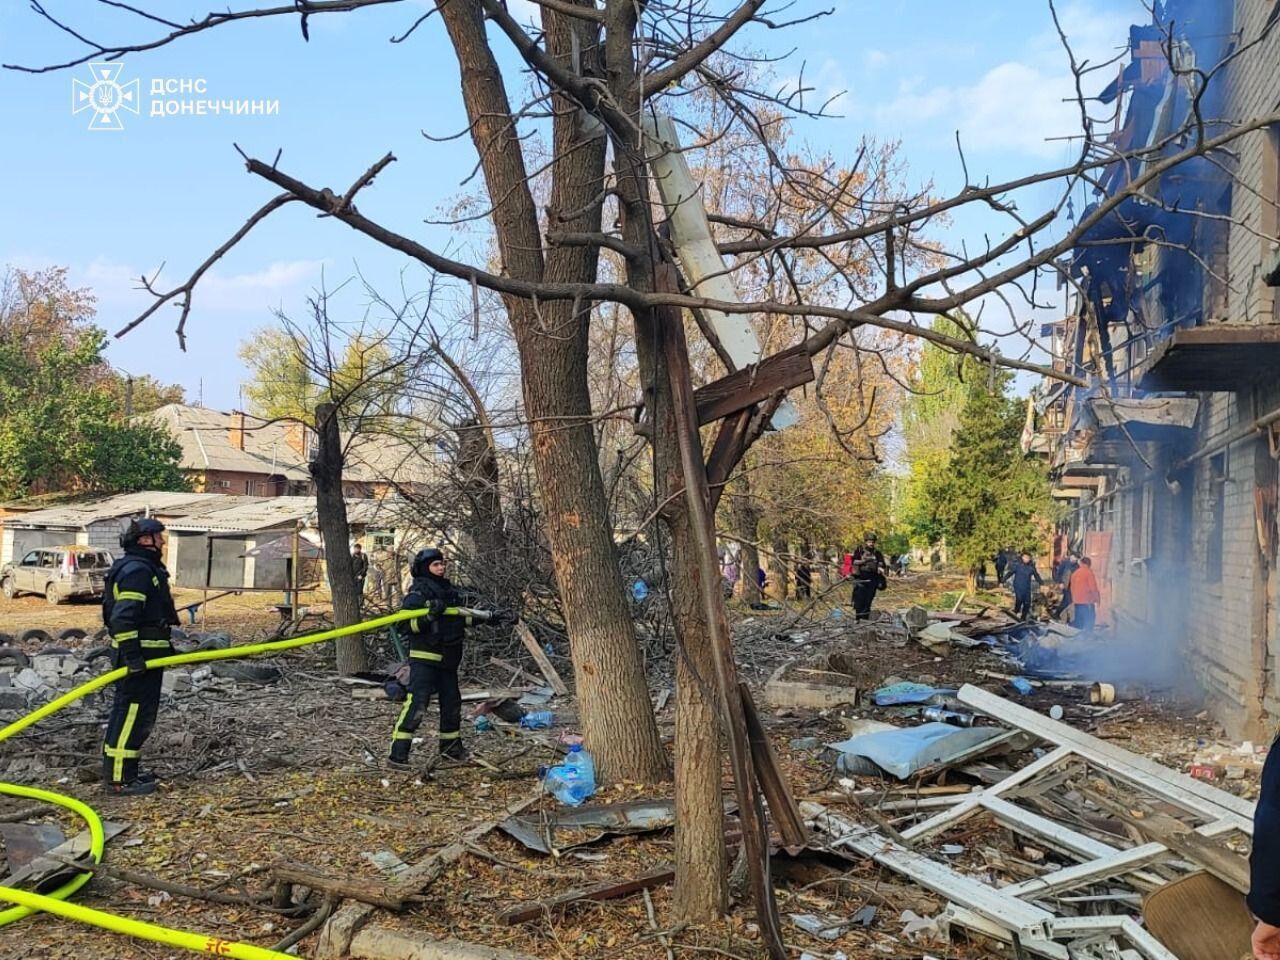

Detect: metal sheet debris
498,799,725,855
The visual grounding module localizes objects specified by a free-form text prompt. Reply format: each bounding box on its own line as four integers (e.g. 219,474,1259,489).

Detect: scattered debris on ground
0,573,1259,958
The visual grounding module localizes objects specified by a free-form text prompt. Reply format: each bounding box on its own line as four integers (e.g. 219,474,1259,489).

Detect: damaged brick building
1026,0,1280,737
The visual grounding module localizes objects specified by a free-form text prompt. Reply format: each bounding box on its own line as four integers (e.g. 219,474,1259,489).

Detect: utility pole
124,376,134,417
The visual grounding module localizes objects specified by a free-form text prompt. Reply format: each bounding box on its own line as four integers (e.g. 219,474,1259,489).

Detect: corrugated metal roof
165,496,314,532
165,495,391,532
5,492,223,529
4,490,411,535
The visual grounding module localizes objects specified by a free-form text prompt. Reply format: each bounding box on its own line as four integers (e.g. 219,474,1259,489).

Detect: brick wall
1177,1,1280,734
1224,0,1280,325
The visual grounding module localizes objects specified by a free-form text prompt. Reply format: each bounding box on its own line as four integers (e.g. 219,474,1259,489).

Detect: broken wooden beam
693,345,814,426
271,862,405,911
515,620,569,696
498,866,675,925
1080,787,1251,893
739,683,807,849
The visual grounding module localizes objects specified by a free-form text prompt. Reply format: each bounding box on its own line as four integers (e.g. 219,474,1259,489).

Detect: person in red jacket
1068,557,1101,631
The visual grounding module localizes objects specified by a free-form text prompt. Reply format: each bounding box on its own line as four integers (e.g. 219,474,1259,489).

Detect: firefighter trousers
389,653,462,761
102,655,165,785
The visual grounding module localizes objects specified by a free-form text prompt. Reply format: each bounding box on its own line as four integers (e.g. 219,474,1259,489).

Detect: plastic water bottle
547,744,594,805
520,711,554,729
565,743,595,791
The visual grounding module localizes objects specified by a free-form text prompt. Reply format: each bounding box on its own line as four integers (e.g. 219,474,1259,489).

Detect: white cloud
876,0,1137,157
77,256,324,314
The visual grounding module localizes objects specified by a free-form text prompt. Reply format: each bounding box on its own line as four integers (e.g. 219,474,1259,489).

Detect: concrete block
31,654,81,682
0,690,30,711
162,670,192,695
350,925,535,960
765,664,857,710
12,669,47,693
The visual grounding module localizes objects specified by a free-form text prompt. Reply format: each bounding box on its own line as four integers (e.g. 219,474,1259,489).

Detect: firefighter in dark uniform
388,548,473,769
101,517,178,795
850,533,888,622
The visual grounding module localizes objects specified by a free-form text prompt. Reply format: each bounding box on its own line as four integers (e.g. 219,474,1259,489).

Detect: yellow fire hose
0,606,472,959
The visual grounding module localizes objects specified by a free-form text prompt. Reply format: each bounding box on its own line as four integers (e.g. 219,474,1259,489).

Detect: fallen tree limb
317,793,541,959
271,862,405,910
272,896,334,952
498,865,676,925
52,855,300,913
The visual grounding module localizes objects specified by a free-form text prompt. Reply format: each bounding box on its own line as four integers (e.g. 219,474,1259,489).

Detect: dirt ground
0,572,1256,959
0,588,304,644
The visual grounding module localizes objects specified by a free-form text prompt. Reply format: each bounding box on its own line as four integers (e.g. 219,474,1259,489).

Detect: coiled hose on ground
0,606,464,959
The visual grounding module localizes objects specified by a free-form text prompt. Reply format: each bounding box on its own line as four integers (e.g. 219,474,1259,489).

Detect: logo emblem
72,62,140,130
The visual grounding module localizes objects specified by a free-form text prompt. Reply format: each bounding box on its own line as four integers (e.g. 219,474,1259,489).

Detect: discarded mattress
828,722,1007,779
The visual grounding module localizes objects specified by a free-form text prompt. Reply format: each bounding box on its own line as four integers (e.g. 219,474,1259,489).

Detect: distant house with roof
0,490,424,591
145,404,443,499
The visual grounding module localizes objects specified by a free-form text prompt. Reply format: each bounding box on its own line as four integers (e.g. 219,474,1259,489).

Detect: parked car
0,547,114,605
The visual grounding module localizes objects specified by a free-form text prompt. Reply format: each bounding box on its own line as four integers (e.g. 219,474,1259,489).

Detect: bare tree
13,0,1280,948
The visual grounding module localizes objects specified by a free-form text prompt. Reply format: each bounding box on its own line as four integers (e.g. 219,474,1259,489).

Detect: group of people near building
99,518,503,795
991,547,1101,629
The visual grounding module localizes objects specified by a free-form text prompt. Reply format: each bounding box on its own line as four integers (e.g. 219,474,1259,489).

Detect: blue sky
0,0,1141,410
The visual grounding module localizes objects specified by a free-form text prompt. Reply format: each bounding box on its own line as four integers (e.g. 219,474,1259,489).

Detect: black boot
439,738,467,762
388,741,412,771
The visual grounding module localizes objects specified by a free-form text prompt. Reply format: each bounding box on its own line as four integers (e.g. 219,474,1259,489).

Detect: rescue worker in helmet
388,548,478,768
101,517,179,795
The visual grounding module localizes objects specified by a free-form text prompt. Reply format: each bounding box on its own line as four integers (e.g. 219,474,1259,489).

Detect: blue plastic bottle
520,711,554,729
564,743,596,799
545,744,596,805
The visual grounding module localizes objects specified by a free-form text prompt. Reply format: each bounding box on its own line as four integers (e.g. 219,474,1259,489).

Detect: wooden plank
515,620,569,696
498,866,675,924
739,682,807,849
1080,788,1251,893
643,112,798,429
693,346,814,426
705,407,752,508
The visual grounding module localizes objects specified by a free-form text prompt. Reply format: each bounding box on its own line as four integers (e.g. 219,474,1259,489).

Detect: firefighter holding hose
101,517,178,796
388,548,508,769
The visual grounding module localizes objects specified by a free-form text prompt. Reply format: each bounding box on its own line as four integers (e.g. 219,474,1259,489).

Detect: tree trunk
767,539,789,601
454,417,513,609
435,0,666,784
732,479,762,606
311,402,366,676
630,301,728,921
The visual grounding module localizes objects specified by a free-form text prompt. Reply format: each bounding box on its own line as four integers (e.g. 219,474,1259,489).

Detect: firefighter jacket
401,573,479,668
102,546,179,660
